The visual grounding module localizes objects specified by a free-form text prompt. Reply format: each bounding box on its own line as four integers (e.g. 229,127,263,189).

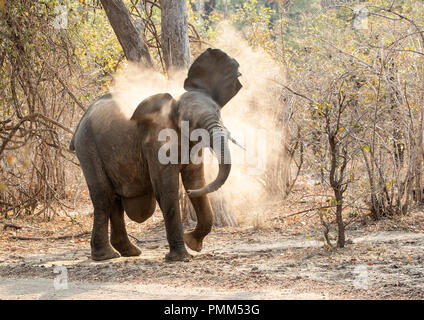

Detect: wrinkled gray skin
70,49,242,261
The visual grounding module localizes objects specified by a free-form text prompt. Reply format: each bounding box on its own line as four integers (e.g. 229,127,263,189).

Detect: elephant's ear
184,48,242,108
131,93,175,125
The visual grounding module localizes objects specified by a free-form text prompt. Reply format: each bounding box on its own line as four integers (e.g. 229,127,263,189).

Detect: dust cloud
111,64,187,119
207,23,287,226
110,23,287,226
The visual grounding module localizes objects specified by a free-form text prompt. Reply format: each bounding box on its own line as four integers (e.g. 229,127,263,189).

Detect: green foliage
0,0,98,218
188,0,221,44
68,2,123,88
231,0,276,52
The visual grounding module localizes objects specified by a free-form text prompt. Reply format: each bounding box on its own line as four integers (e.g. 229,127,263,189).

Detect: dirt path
0,277,327,300
1,217,423,300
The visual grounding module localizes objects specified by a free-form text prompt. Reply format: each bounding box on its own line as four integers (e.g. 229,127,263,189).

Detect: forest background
1,0,424,249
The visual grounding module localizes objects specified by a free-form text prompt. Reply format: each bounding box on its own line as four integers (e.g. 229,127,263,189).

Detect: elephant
69,48,242,261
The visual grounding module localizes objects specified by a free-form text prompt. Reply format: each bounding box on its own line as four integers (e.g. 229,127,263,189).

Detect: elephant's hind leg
76,143,120,261
90,202,121,261
85,180,121,261
110,199,141,257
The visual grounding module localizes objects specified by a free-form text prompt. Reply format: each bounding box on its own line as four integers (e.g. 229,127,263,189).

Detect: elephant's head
184,48,242,108
182,48,242,197
132,49,242,198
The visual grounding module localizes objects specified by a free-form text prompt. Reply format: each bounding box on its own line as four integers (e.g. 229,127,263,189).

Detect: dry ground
1,177,424,300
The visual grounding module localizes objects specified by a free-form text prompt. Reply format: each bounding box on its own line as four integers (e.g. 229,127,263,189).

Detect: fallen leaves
6,155,15,164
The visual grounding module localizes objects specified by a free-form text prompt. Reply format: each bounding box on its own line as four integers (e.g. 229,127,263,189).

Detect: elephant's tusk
223,127,246,151
228,135,246,151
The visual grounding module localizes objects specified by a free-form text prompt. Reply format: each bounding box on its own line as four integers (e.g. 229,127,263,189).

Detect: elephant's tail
69,134,76,151
69,120,81,152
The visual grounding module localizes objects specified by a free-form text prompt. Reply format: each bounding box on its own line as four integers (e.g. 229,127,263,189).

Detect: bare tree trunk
328,133,347,248
335,195,345,248
415,107,424,202
181,188,236,227
100,0,152,67
160,0,191,72
204,0,216,20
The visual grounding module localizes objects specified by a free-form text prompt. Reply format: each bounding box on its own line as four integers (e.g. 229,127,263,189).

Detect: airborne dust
111,23,288,226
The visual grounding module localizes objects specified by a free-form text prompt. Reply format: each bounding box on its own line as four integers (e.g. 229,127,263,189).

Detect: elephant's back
72,94,150,197
72,94,116,147
88,94,129,134
73,94,137,148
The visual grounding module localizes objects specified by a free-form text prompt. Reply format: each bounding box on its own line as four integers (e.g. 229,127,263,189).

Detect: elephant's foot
184,232,203,252
111,240,141,257
91,245,121,261
165,248,192,262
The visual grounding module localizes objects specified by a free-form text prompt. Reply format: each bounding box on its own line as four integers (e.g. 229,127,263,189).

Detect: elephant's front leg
151,167,192,262
181,164,214,252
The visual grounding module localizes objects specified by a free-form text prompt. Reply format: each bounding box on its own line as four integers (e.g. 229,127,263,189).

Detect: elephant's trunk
187,127,231,197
